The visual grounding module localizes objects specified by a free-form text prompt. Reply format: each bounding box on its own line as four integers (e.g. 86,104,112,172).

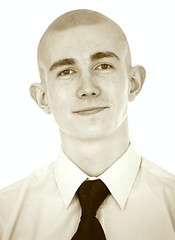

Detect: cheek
104,74,129,100
47,81,73,109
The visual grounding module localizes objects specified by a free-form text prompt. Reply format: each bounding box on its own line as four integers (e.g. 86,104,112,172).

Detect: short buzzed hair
37,9,131,83
47,9,108,31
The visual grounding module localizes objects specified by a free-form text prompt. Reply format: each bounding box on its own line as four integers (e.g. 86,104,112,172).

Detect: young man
0,9,175,240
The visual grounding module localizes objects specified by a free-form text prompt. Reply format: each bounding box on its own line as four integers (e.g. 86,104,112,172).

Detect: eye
57,69,76,77
95,63,113,71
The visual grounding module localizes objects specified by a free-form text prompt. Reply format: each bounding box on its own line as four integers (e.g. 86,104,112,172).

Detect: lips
73,107,109,115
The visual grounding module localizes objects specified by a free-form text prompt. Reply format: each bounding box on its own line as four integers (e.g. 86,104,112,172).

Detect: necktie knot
76,179,109,219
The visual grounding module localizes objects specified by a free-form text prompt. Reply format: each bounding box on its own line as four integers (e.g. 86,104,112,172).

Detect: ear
128,65,146,101
30,83,51,114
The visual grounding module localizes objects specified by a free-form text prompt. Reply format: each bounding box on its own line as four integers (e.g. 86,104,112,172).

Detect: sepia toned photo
0,2,175,240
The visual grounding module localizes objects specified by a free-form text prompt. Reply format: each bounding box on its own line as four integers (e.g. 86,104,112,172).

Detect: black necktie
71,179,110,240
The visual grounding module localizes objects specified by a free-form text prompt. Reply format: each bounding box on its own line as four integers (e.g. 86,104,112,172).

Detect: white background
0,0,175,189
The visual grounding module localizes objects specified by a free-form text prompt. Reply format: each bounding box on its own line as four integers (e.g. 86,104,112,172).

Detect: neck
60,118,129,177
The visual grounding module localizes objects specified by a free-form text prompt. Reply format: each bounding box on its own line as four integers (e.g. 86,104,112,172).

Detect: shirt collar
100,143,141,209
54,150,88,209
54,143,141,209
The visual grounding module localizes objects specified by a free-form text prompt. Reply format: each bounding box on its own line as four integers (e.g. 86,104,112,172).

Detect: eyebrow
49,51,119,71
50,58,76,71
90,51,120,61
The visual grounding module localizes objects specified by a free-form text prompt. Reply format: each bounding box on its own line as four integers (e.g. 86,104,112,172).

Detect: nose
76,75,101,99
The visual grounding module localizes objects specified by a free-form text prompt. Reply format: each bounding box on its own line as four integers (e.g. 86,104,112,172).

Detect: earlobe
30,83,51,114
128,65,146,101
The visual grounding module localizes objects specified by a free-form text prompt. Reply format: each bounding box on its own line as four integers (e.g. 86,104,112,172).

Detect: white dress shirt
0,143,175,240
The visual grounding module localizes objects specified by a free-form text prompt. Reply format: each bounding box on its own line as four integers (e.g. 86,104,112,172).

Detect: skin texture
30,9,146,176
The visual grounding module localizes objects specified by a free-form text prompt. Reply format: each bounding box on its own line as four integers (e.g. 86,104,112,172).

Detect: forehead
38,23,127,67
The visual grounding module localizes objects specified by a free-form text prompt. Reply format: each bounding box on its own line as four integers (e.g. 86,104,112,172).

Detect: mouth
73,107,109,116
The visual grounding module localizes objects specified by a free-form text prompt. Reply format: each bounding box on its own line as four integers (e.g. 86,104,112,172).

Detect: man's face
41,23,131,139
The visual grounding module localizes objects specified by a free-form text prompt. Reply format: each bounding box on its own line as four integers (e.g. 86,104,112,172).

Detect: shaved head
46,9,108,31
37,9,131,83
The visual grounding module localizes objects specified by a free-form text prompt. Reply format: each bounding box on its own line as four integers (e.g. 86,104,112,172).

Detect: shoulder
141,157,175,189
0,162,55,202
0,162,56,238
